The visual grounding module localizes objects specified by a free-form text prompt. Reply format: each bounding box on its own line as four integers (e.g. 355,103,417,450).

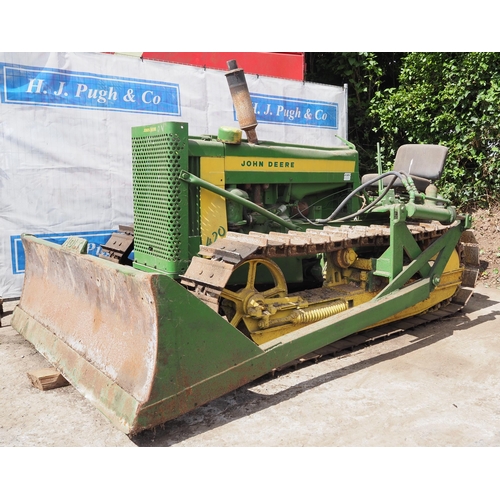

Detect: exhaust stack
225,60,258,144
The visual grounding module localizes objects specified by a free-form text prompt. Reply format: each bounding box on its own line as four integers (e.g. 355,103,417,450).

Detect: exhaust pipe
225,60,258,144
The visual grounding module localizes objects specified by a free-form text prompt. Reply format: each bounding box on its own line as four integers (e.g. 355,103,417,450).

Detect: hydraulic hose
314,171,412,224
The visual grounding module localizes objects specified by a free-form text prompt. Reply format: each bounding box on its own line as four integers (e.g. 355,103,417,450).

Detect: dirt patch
471,203,500,289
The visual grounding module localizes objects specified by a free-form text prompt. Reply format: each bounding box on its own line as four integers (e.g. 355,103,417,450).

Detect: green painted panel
132,122,190,277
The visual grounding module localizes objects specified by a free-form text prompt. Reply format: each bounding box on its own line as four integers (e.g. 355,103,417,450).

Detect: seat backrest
394,144,448,181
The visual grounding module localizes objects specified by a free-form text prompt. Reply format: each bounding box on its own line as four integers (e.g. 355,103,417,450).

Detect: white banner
0,52,347,298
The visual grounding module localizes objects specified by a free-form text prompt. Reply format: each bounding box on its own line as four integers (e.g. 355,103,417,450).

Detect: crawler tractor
12,61,478,434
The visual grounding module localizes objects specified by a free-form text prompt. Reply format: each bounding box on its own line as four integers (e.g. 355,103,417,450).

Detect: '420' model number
205,225,227,246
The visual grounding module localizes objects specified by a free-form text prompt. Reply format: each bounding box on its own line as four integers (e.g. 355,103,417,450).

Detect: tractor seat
362,144,448,193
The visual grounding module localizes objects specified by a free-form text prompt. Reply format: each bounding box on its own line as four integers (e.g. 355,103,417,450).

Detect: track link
180,222,480,370
180,221,474,308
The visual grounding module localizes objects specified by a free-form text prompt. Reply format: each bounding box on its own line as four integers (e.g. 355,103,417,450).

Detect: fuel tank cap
218,126,242,144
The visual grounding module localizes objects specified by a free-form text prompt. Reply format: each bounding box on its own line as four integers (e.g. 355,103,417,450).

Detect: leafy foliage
306,52,500,209
370,53,500,208
305,53,404,175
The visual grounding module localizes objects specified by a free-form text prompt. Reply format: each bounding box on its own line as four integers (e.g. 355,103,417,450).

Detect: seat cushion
362,144,448,193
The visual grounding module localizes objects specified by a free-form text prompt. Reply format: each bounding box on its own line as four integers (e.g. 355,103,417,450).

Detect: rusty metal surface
118,223,134,233
199,222,454,262
180,257,235,312
100,231,134,264
182,222,463,312
225,60,258,143
458,229,480,288
16,236,160,404
12,306,141,433
12,235,267,434
181,256,234,289
198,238,260,264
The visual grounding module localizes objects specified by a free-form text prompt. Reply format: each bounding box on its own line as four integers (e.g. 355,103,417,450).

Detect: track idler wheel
219,257,288,334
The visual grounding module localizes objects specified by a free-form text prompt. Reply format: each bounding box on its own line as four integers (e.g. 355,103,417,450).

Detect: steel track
180,222,479,371
102,221,480,372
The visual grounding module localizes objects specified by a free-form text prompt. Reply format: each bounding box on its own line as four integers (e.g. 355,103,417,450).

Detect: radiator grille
132,122,188,274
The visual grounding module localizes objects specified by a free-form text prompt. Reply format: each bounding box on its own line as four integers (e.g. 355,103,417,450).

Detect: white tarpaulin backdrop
0,52,348,298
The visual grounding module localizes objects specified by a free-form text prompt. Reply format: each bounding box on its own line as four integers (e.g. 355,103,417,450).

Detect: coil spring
291,301,348,324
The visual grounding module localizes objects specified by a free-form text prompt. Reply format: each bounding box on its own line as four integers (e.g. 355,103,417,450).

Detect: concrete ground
1,284,500,448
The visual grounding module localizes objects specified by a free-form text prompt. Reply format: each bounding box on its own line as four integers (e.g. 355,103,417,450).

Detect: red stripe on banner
139,52,305,81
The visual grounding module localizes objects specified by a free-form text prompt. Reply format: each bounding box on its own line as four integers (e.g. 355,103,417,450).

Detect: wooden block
27,368,69,391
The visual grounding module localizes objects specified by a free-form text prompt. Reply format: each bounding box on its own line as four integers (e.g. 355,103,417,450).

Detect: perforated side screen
131,122,189,276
